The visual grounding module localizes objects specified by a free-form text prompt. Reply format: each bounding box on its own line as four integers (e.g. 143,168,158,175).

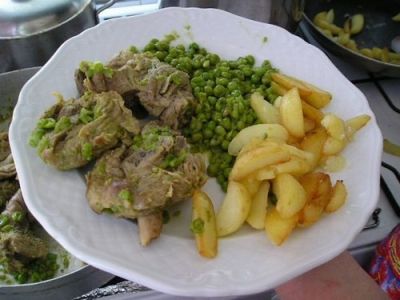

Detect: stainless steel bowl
0,67,115,300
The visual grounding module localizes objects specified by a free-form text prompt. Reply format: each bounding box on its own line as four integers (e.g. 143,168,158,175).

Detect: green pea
262,72,272,84
204,85,214,95
207,120,216,130
187,42,198,51
245,55,256,66
251,74,261,84
230,89,242,97
207,164,218,177
203,128,213,138
216,77,229,86
210,138,220,146
209,53,220,65
155,51,167,61
213,85,226,97
155,41,169,51
192,132,203,142
215,125,226,136
224,167,232,178
242,66,253,77
221,118,232,130
221,140,230,150
237,120,246,130
16,272,28,284
207,96,217,106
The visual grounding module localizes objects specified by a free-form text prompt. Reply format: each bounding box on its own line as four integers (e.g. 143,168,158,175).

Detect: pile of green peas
140,37,278,191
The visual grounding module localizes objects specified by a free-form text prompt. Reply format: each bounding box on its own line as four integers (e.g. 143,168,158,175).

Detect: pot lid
0,0,91,39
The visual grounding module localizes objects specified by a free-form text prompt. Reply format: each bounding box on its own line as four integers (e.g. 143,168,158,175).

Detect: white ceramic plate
9,8,382,297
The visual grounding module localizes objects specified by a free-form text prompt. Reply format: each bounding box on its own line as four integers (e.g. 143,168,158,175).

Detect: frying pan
303,0,400,77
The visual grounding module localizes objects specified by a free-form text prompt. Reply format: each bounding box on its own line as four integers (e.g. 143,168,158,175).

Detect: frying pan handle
96,0,119,15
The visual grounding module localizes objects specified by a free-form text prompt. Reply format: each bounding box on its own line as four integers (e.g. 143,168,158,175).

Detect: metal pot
0,67,115,300
0,0,117,73
160,0,305,32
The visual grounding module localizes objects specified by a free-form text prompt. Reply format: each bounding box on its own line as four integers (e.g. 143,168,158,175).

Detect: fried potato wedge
302,100,324,123
272,157,311,177
345,114,371,140
321,155,346,172
321,113,346,140
192,190,218,258
280,88,305,139
272,73,332,109
298,172,332,226
265,207,298,246
247,181,270,229
304,118,316,133
270,81,288,96
230,144,290,181
228,124,289,156
216,181,251,237
273,173,307,218
325,180,347,213
255,168,276,181
250,92,280,124
300,127,329,169
344,14,364,35
322,136,346,156
241,175,261,196
300,81,332,109
272,73,312,97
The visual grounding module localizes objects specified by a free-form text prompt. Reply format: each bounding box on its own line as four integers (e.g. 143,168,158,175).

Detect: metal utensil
0,0,118,73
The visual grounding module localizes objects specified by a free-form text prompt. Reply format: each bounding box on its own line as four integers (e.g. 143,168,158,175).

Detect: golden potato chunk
298,172,332,226
265,207,298,246
325,180,347,213
192,190,218,258
216,181,251,237
247,181,270,230
280,88,305,139
230,143,290,181
273,173,307,218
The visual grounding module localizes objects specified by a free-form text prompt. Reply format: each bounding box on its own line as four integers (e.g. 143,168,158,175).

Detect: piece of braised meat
0,132,16,179
30,91,140,170
0,190,48,274
86,122,206,246
76,53,195,129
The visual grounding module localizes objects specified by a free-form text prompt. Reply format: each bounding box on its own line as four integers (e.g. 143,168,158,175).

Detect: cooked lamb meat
0,180,19,210
0,190,48,274
0,132,11,161
0,132,16,179
86,123,206,245
30,91,140,170
76,53,195,129
137,213,163,246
